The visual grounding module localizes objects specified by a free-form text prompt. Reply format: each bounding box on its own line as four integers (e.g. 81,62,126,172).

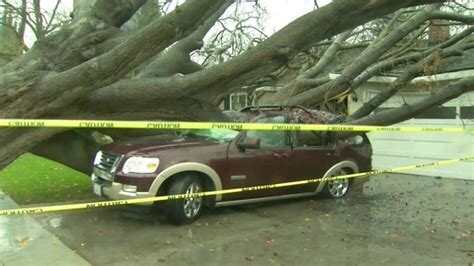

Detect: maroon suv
91,106,372,224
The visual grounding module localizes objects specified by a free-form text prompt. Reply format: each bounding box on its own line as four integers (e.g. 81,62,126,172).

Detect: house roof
329,48,474,83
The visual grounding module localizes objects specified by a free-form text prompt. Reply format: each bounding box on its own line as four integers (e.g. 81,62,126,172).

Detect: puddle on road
48,217,62,228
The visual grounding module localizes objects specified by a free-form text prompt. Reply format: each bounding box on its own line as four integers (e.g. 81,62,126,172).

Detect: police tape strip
1,157,473,216
0,119,472,133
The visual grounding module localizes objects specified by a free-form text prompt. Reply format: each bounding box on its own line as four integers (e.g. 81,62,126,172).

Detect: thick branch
1,0,228,119
349,38,473,120
88,0,447,109
302,29,354,79
0,0,147,74
286,4,443,107
351,26,474,92
349,76,474,126
429,11,474,24
137,0,233,78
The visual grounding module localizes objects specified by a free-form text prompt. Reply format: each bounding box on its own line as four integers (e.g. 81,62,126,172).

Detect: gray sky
262,0,331,33
29,0,332,46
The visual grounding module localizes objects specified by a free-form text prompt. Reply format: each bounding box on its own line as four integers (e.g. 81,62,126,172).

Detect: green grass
0,153,94,205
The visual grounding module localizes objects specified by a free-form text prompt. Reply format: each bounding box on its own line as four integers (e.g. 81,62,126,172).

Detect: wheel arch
149,162,223,202
315,160,359,194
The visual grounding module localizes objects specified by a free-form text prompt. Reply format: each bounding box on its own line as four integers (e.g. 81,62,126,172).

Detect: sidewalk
0,190,90,266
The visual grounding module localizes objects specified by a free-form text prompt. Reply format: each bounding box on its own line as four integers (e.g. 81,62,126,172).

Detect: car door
224,115,291,201
288,130,339,194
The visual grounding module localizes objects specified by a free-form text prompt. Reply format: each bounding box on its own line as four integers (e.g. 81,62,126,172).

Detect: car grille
97,151,122,173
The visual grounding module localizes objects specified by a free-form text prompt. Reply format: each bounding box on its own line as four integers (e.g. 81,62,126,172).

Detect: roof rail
239,105,310,112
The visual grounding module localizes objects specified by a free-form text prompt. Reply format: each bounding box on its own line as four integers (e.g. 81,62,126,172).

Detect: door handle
273,153,289,159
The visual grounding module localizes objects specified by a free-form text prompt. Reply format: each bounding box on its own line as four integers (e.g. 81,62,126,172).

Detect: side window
246,116,287,148
295,131,334,148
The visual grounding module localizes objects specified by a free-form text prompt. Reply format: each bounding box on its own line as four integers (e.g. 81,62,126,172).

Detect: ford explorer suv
91,106,372,224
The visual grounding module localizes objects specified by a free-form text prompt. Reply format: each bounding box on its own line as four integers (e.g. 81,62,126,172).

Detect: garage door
366,94,473,180
369,119,473,180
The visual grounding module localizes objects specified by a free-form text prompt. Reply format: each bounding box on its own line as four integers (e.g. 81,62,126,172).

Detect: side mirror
238,137,260,151
344,135,364,146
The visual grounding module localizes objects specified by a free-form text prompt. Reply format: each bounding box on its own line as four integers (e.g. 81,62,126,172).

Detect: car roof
223,105,342,124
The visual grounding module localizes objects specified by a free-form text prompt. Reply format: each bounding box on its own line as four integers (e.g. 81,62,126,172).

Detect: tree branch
429,11,474,24
286,3,444,107
1,0,228,119
351,26,474,91
78,0,448,111
349,76,474,126
302,29,354,79
44,0,62,33
349,35,473,120
0,0,147,74
137,0,234,78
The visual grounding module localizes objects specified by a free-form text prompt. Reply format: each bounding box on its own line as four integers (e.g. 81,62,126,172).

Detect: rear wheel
165,174,203,225
320,168,351,198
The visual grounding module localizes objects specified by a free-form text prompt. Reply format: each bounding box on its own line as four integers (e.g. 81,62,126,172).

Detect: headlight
93,151,103,165
122,157,159,174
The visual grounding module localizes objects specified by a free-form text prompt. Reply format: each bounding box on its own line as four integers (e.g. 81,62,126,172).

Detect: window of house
229,93,248,110
374,106,456,119
460,106,474,119
414,106,456,119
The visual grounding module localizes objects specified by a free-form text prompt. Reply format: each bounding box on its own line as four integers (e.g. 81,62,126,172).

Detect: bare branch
351,26,474,91
349,34,474,120
45,0,62,33
429,11,474,24
286,3,444,107
349,76,474,126
302,29,354,79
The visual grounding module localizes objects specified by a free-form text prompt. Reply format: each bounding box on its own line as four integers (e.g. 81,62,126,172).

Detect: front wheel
165,174,203,225
320,168,351,198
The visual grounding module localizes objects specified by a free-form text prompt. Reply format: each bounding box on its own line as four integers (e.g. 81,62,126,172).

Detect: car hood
102,134,221,155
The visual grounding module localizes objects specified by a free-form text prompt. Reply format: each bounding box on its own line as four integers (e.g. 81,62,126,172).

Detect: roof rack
238,105,310,112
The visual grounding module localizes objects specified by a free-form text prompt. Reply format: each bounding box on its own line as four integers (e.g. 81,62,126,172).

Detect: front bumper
91,174,154,205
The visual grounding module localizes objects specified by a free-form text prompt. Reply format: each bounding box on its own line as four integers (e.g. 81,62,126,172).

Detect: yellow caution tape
0,119,472,133
1,157,472,216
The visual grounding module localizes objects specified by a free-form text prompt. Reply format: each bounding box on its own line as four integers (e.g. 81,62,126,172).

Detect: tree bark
349,76,474,126
285,4,443,107
349,29,474,119
0,0,451,173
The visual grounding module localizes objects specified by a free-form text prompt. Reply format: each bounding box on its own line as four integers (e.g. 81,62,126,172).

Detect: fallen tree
1,0,472,173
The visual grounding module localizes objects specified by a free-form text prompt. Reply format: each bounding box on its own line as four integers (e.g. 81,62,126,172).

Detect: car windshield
182,129,239,142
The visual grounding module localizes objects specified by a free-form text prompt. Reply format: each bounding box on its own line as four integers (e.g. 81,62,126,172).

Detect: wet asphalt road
36,174,474,265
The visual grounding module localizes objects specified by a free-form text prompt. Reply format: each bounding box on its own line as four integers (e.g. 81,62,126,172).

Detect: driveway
36,173,474,265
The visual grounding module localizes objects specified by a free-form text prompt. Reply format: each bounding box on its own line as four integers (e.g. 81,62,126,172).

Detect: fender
315,160,359,194
148,162,223,201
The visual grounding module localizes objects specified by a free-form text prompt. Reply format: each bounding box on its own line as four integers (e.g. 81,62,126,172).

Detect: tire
165,174,204,225
320,168,351,198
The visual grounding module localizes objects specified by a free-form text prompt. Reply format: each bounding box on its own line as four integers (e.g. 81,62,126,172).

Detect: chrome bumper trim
91,174,153,205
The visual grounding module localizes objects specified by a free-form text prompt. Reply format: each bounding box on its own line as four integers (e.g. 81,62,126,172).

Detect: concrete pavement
0,190,90,266
1,174,473,265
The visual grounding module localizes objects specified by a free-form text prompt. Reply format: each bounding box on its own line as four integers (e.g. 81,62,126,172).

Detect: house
344,50,474,180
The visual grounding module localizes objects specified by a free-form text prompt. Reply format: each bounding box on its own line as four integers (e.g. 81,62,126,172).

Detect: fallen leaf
16,237,29,247
268,257,277,264
266,238,273,245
